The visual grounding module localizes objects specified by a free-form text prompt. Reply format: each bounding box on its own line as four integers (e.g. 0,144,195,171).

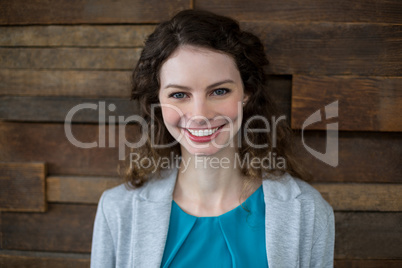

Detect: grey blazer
91,169,335,267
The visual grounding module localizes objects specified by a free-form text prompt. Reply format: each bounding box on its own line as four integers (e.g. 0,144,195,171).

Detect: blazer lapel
131,168,178,268
263,173,302,268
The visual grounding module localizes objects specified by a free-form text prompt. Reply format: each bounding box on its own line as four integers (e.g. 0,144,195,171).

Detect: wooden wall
0,0,401,267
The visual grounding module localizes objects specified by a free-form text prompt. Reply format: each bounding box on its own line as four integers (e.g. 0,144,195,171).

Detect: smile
186,127,220,137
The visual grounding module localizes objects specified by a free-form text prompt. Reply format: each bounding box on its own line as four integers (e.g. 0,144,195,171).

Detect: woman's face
158,45,247,156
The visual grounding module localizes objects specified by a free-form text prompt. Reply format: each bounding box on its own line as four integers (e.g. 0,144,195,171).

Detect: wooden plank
291,75,402,132
335,212,402,259
241,22,402,75
334,259,402,268
0,48,140,70
0,0,191,24
0,70,131,97
47,176,122,204
0,25,155,47
292,130,401,183
2,24,400,76
0,96,140,123
267,75,292,122
1,204,96,253
45,175,402,212
0,250,89,268
0,162,46,212
2,209,401,258
0,122,140,176
0,122,400,182
0,76,287,122
312,183,402,212
196,0,402,23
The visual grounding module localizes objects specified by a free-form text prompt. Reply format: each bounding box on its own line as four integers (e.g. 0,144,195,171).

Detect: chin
182,145,223,156
180,136,235,157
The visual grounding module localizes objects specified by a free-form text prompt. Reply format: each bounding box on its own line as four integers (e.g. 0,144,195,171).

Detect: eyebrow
163,79,235,90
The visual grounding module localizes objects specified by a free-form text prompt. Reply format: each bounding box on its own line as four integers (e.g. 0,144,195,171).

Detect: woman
91,9,335,268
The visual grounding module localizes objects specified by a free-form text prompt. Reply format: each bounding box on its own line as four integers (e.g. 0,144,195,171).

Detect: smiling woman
90,9,335,268
159,45,245,156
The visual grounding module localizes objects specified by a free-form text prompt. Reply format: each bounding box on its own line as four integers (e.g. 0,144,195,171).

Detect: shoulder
98,168,178,216
263,172,332,210
294,178,332,212
293,177,333,227
101,183,140,204
98,183,140,218
262,172,334,229
262,173,335,265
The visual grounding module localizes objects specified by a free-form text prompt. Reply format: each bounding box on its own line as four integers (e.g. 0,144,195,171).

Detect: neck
173,146,260,217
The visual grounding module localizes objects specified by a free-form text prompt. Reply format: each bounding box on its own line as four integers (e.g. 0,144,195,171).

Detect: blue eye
212,88,229,96
170,92,187,99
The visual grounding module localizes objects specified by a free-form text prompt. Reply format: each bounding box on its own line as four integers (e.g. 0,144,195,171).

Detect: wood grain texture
267,75,292,122
293,130,402,183
291,75,402,132
0,48,141,70
0,77,289,122
1,122,400,182
335,212,402,259
0,122,140,176
0,70,131,97
45,175,402,212
196,0,402,23
47,176,122,204
0,25,155,47
0,0,191,24
2,209,401,258
0,96,140,123
1,204,96,253
241,22,402,75
0,162,46,212
2,24,400,76
312,183,402,212
0,250,89,268
3,24,399,76
334,259,402,268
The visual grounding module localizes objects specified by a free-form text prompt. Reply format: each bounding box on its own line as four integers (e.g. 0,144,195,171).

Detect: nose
187,97,214,125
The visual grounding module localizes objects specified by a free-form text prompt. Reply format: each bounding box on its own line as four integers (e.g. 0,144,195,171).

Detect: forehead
159,45,241,87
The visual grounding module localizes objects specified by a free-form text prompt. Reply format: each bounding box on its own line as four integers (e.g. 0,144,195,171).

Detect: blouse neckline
172,185,263,219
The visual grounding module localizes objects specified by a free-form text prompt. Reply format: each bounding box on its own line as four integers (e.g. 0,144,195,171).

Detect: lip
182,124,225,143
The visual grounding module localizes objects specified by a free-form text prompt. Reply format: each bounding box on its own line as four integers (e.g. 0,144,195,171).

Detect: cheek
161,106,182,126
219,100,242,121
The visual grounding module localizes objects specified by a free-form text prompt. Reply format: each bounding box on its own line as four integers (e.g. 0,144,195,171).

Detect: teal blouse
161,186,268,268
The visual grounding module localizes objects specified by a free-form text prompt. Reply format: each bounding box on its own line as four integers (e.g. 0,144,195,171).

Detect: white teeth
187,127,219,137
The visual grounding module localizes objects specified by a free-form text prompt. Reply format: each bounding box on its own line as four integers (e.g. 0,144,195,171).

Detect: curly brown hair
124,9,312,188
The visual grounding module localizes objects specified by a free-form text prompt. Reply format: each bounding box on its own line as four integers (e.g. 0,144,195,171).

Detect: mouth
182,124,226,142
186,126,221,137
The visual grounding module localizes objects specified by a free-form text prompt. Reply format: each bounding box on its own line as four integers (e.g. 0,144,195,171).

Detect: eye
169,92,187,99
211,88,229,96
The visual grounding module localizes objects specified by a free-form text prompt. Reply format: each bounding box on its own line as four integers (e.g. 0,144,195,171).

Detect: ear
243,94,250,105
